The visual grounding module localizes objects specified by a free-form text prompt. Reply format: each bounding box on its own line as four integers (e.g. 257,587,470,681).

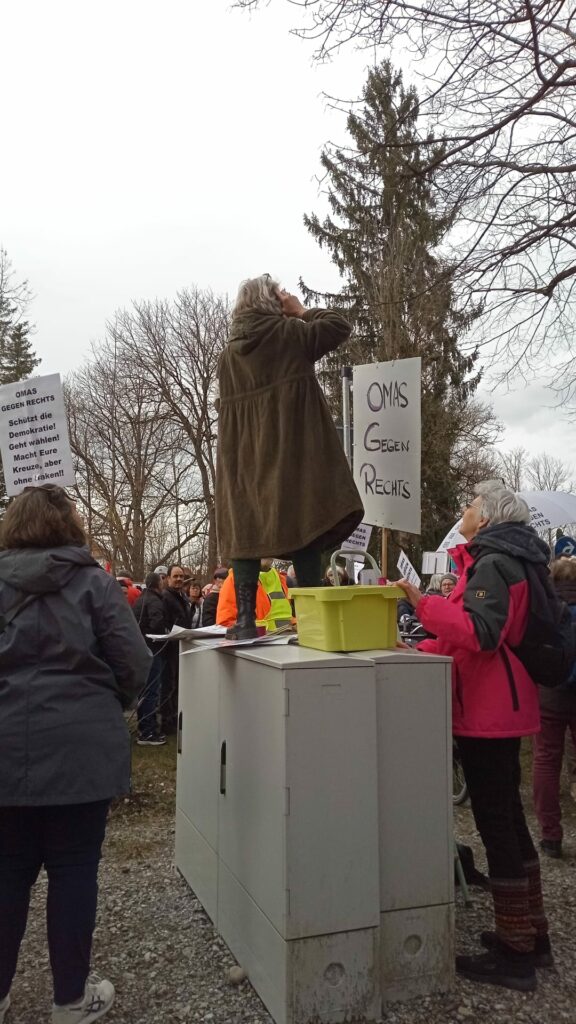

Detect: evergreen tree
0,250,38,385
0,319,40,383
301,61,497,561
0,250,40,507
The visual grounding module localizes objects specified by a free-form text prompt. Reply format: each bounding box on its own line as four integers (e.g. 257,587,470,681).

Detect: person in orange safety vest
216,559,292,632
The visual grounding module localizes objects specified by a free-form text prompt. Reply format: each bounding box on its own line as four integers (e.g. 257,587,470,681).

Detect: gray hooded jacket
0,545,151,806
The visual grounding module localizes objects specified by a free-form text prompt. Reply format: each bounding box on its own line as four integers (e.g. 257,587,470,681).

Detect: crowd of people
126,549,386,746
128,564,230,743
126,557,301,743
0,271,574,1020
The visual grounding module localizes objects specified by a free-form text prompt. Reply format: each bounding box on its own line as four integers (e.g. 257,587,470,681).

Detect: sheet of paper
396,550,421,588
146,624,227,641
182,633,297,655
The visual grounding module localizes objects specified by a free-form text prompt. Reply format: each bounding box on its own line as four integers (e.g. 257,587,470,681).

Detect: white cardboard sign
341,522,373,554
0,374,76,495
422,551,450,575
397,549,421,588
353,357,421,533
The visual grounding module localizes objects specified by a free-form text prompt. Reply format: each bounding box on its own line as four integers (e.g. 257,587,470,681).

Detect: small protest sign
341,522,373,554
397,550,421,588
422,551,450,575
0,374,76,495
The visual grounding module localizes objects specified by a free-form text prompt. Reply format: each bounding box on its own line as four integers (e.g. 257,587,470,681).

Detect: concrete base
219,859,381,1024
380,904,455,1002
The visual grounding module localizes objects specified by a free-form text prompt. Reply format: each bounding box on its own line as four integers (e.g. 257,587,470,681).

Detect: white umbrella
520,490,576,531
437,490,576,552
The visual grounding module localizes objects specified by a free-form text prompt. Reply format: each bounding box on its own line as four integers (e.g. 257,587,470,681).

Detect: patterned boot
489,875,536,951
524,857,554,965
456,876,537,991
480,860,554,967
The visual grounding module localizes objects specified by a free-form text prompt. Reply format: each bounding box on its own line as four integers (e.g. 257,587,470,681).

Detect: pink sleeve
416,637,440,654
416,594,482,652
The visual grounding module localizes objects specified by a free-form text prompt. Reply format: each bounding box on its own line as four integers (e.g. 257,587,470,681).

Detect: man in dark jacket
162,564,192,630
132,573,167,746
161,564,192,734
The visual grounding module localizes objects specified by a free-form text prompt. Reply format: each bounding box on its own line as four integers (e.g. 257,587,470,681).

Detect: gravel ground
7,738,576,1023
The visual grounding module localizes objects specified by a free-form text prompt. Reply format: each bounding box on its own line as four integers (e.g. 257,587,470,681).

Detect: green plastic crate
291,585,403,652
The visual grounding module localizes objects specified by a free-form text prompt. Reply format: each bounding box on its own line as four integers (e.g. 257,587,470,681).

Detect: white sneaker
0,993,10,1023
51,977,114,1023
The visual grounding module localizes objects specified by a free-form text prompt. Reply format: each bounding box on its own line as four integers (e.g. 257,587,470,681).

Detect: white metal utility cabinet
175,644,454,1024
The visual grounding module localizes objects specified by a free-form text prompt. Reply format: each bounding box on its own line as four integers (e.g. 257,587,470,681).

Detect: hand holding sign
396,578,422,608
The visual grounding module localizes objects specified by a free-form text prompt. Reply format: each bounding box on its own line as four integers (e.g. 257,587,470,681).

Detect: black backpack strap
0,593,39,634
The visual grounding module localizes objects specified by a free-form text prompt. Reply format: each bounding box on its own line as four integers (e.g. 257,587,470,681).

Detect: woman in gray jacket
0,485,151,1024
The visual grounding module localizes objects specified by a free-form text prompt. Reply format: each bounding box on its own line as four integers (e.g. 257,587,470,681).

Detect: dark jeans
162,645,179,735
456,736,538,878
0,801,110,1005
137,649,165,738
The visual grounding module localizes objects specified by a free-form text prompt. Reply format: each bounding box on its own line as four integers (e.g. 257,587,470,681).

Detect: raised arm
287,308,352,363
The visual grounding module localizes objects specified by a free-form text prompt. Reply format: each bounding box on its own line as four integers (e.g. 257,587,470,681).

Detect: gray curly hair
232,274,283,317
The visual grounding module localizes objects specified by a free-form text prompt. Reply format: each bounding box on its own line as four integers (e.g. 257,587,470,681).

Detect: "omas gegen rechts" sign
353,357,421,534
0,373,76,495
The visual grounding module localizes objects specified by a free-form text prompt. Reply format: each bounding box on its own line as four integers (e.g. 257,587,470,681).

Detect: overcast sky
2,0,572,476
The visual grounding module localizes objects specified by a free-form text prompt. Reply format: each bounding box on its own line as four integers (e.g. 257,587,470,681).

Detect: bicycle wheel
453,750,468,805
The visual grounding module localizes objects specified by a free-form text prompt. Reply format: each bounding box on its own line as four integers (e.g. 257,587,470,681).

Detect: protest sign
0,374,76,495
422,551,450,575
341,522,373,554
353,357,421,533
397,550,421,588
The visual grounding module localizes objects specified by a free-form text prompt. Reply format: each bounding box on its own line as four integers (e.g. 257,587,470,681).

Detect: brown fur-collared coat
216,308,364,560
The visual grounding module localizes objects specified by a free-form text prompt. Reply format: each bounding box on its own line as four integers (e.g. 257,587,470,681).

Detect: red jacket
416,523,546,738
125,585,141,608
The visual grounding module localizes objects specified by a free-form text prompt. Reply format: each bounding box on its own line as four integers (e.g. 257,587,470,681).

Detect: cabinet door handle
177,711,183,754
220,741,227,795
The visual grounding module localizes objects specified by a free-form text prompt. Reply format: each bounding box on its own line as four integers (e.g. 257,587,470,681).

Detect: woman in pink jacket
397,480,551,993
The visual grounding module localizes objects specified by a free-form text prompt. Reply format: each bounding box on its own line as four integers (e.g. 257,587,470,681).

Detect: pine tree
0,250,40,507
0,250,39,385
301,61,497,560
0,319,40,383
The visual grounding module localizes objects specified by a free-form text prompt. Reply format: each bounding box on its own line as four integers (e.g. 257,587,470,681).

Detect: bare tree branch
235,0,576,401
